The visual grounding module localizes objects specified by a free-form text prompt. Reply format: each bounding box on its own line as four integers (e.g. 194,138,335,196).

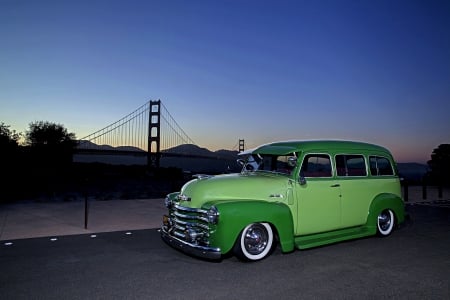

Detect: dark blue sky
1,0,449,163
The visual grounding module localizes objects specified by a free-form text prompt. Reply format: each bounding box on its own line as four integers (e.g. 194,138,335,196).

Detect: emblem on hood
269,194,284,198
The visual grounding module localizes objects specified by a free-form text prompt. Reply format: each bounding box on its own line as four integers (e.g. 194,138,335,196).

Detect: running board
294,226,374,250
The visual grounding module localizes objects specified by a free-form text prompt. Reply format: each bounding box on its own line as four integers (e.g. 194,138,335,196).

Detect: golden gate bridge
77,100,245,170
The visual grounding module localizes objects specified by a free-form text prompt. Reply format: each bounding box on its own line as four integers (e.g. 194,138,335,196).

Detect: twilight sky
1,0,449,163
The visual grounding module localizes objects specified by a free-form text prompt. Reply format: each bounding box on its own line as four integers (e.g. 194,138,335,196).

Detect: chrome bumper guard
160,227,222,260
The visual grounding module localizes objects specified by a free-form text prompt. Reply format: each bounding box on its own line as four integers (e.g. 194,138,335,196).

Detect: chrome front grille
173,211,209,223
168,204,211,245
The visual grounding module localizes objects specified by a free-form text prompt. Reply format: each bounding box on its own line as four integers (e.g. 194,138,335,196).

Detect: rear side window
370,156,394,176
336,155,367,177
301,154,332,177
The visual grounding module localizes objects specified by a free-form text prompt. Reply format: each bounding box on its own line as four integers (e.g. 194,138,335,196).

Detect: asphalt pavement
0,204,449,300
0,185,449,299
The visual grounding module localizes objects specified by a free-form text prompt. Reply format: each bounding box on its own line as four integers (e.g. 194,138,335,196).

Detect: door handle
330,184,340,187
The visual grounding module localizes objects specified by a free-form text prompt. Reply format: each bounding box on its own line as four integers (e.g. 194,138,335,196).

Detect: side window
370,156,394,176
336,155,367,177
301,154,332,177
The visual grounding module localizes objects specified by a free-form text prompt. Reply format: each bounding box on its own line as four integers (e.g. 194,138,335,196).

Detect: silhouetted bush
0,123,22,202
427,144,450,187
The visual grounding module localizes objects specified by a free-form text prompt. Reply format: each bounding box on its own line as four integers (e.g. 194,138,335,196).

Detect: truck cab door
295,154,341,235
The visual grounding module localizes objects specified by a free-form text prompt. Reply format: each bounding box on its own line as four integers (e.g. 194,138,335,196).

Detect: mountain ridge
77,141,428,180
78,141,239,158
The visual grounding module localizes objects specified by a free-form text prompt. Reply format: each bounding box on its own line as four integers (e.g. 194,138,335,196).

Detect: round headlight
207,206,219,224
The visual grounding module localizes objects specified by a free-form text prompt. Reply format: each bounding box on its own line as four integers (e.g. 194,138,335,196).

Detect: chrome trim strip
160,227,221,260
174,219,209,231
193,174,212,180
173,231,185,239
174,211,209,223
174,203,208,214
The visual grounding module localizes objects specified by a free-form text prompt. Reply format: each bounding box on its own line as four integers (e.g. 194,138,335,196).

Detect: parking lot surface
1,204,449,300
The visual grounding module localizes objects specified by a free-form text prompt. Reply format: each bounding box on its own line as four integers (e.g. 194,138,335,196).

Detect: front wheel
377,209,395,236
233,223,274,261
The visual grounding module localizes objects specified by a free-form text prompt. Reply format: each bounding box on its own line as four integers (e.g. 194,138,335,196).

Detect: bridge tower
239,139,245,152
148,100,161,169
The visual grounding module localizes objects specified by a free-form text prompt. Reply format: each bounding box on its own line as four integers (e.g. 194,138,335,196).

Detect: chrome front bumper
160,227,222,260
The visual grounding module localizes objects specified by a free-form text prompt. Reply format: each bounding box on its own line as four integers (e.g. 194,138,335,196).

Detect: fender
366,193,405,233
205,200,295,254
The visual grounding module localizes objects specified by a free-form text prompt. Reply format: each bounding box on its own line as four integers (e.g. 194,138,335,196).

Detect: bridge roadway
75,148,234,159
1,201,449,299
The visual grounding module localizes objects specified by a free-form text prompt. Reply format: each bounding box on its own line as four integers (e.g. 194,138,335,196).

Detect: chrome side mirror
287,156,297,167
237,159,245,167
237,159,255,171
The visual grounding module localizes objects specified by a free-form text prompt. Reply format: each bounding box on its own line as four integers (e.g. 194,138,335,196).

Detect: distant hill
215,149,240,158
116,146,145,152
75,142,240,172
160,144,240,173
76,142,429,179
162,144,239,159
77,140,145,152
78,141,239,158
397,163,429,183
162,144,213,156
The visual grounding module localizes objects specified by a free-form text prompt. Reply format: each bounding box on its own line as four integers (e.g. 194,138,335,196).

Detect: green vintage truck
161,140,405,261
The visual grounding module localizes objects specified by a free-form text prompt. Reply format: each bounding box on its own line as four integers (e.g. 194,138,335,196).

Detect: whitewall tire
234,222,274,261
377,209,395,236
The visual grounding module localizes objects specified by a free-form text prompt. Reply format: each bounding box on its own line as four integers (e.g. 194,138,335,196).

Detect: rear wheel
233,222,274,261
377,209,394,236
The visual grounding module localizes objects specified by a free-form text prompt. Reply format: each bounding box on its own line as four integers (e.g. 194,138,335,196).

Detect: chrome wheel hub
243,224,268,255
378,212,391,231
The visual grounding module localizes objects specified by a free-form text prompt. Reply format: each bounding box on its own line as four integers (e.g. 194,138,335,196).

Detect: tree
25,121,76,147
427,144,450,186
0,122,21,151
25,121,77,166
0,123,22,201
20,121,78,200
0,122,21,166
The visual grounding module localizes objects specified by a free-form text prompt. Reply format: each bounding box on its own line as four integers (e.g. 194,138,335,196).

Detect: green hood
178,172,291,208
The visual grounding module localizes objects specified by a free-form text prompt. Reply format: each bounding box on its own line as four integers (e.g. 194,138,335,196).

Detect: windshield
240,153,297,176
